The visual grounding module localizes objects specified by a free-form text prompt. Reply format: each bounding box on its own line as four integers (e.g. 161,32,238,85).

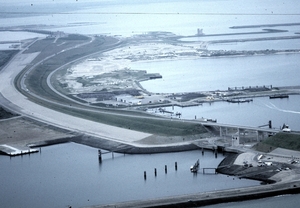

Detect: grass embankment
254,133,300,152
0,50,18,70
13,34,209,137
40,101,207,136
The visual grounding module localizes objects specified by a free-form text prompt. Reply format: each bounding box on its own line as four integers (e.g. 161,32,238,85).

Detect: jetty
226,98,253,103
0,144,39,156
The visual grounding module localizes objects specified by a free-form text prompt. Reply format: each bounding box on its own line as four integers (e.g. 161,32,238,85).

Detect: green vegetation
254,133,300,152
14,34,209,137
60,34,89,41
0,50,18,70
43,101,208,136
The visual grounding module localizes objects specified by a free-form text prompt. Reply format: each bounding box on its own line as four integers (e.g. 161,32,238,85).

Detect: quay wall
91,181,300,208
70,135,199,154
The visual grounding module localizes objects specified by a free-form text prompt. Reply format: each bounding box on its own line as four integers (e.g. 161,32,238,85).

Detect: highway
1,32,294,150
0,36,153,145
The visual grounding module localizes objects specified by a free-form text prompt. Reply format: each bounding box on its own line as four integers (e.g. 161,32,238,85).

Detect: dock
0,144,39,156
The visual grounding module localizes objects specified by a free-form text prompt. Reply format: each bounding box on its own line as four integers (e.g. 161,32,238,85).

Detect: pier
228,85,272,91
0,144,39,156
203,168,217,174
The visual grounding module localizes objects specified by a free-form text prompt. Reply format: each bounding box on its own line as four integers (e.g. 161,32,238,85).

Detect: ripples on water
1,1,300,207
0,142,260,208
157,95,300,131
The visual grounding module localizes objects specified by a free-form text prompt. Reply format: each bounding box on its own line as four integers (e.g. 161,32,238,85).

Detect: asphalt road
0,36,153,144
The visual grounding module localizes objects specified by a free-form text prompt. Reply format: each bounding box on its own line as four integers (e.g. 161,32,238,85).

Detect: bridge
198,121,280,144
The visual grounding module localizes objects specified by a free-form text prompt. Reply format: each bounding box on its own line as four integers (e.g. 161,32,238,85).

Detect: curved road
0,36,153,145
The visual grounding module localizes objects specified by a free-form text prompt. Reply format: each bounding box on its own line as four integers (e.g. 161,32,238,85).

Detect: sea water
0,143,260,208
1,1,300,207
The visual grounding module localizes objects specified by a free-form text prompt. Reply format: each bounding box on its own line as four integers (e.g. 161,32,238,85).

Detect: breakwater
92,181,300,208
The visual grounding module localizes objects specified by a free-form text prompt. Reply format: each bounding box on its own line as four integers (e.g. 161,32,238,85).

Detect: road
0,37,152,145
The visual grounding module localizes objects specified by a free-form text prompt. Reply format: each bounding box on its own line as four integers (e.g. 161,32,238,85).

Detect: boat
282,123,291,132
269,94,289,99
190,159,199,173
226,98,253,103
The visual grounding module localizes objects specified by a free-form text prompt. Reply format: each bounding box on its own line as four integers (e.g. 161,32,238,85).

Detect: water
151,95,300,131
1,0,300,36
0,142,260,208
208,39,300,51
1,1,300,207
137,54,300,93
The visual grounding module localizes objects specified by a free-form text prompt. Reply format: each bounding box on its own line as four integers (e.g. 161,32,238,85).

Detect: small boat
190,159,199,173
269,94,289,99
226,98,253,103
282,123,291,132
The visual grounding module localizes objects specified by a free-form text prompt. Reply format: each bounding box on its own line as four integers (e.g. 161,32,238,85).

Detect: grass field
254,132,300,152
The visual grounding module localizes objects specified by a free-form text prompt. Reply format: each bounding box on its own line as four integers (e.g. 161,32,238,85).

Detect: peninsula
1,25,300,207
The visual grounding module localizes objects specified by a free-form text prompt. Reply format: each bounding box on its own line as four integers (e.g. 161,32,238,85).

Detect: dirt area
0,116,75,148
51,32,300,110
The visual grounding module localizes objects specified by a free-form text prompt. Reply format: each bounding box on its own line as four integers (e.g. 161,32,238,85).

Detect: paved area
88,180,300,208
0,51,152,146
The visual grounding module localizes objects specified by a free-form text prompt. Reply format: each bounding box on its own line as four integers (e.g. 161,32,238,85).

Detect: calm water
208,39,300,51
138,54,300,93
1,0,300,36
150,95,300,131
1,1,300,207
0,143,260,208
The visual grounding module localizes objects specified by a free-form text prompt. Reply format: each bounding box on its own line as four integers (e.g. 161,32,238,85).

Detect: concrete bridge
199,121,280,145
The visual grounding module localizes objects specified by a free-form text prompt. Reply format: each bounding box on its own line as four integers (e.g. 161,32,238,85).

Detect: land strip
1,27,300,208
89,180,300,208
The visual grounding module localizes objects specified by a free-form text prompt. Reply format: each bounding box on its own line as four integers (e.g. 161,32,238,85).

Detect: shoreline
88,180,300,208
1,29,300,207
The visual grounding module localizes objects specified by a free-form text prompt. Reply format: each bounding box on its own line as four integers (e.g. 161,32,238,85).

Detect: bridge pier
202,122,279,145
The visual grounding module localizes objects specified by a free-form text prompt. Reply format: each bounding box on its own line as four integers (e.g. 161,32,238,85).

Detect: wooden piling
165,165,167,174
154,168,157,177
144,171,147,180
175,162,178,171
98,150,102,162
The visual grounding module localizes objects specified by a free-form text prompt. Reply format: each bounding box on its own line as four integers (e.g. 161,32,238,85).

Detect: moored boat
190,159,199,173
269,94,289,99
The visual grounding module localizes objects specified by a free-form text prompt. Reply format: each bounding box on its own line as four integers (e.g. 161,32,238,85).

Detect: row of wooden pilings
202,147,220,158
98,149,116,163
144,162,178,180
